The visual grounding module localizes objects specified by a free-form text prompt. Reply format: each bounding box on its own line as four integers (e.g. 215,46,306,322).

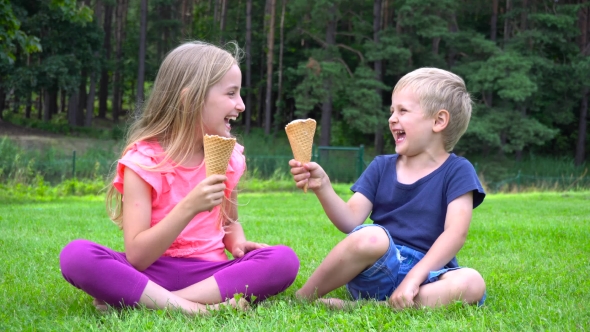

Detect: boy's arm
389,191,473,308
291,160,372,233
315,188,373,234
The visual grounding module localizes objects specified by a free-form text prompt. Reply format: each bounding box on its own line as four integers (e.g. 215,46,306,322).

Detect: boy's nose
388,113,397,124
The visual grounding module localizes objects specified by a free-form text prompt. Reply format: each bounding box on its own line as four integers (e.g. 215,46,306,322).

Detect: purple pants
60,239,299,307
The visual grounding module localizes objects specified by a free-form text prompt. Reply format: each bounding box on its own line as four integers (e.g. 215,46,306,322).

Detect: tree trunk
274,0,286,134
181,0,194,38
86,70,97,127
575,87,588,166
520,0,528,31
25,92,32,119
114,0,129,124
219,0,227,43
235,0,242,35
575,5,589,166
98,3,113,119
432,37,440,56
447,13,458,68
68,90,79,126
137,0,147,107
373,0,384,154
76,74,87,126
37,90,42,120
264,0,276,135
503,0,512,46
83,1,102,127
43,89,57,122
487,0,499,106
214,0,219,23
12,95,19,114
59,90,65,114
245,0,252,134
320,3,337,146
491,0,498,41
0,88,5,120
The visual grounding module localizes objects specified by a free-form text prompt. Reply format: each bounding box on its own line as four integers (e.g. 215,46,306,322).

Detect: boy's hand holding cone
285,118,316,193
204,134,236,177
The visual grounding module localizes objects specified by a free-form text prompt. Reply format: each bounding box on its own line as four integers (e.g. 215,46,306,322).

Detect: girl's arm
389,191,474,308
222,191,268,258
122,167,227,271
291,160,373,234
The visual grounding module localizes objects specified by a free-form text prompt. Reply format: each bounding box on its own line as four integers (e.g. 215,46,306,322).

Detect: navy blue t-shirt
350,153,485,268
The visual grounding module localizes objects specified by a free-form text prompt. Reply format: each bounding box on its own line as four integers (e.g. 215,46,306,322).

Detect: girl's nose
237,95,245,112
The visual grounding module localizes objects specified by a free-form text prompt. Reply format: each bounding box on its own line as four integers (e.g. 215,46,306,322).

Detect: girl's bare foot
194,297,250,315
92,298,108,312
230,297,251,311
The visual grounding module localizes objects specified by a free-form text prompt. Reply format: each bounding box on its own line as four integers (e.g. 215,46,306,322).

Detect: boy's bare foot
316,298,350,309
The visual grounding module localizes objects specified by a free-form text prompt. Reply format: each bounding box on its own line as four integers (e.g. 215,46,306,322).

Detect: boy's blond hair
106,41,243,228
393,67,472,152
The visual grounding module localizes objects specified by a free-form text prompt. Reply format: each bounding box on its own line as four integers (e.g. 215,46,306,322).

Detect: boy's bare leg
296,227,389,300
414,268,486,308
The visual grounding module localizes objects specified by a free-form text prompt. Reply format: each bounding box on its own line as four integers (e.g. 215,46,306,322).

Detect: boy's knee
452,268,486,303
346,226,390,259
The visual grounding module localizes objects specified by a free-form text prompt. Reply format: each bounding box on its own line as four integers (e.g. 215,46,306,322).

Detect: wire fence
246,145,366,183
1,138,589,192
483,170,590,192
0,143,368,184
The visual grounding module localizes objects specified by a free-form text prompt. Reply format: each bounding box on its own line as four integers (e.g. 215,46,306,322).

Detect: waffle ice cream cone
285,118,316,192
204,135,236,177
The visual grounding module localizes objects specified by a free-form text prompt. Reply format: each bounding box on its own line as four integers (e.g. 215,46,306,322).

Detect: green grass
1,191,589,331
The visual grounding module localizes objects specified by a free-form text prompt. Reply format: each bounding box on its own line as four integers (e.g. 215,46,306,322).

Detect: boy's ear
433,109,449,133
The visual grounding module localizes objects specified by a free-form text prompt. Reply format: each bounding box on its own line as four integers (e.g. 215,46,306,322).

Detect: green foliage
0,0,42,65
1,0,589,166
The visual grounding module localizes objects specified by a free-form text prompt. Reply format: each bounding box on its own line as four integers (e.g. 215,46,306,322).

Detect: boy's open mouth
394,130,406,143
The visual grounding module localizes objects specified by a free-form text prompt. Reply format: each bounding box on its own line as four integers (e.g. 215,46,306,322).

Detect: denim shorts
346,224,486,306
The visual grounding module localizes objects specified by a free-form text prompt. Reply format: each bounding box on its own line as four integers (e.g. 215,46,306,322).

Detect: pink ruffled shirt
113,140,246,261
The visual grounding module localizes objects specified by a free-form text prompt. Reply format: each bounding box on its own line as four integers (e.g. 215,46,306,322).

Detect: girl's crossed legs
60,239,299,315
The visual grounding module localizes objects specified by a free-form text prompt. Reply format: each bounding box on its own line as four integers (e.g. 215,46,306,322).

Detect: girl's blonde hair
393,67,473,152
106,41,243,229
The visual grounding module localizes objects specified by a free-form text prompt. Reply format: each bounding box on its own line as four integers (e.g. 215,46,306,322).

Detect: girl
59,41,300,315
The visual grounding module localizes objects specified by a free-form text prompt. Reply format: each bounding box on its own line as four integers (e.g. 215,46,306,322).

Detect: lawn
0,190,589,331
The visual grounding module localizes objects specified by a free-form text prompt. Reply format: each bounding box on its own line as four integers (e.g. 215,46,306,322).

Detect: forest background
1,0,589,190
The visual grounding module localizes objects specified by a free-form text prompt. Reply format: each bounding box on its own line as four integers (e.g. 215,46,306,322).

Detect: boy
289,68,486,309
